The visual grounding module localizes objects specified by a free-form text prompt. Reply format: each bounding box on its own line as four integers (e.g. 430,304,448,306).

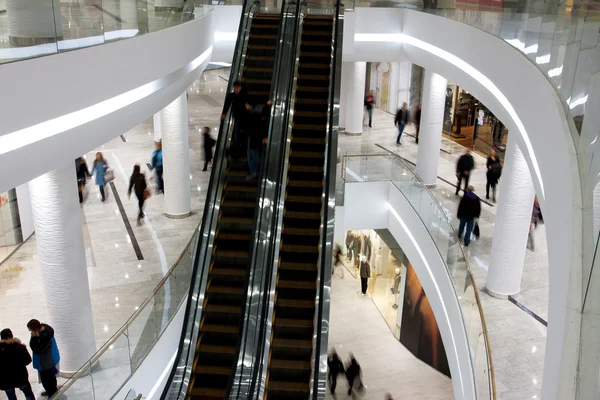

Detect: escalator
186,13,280,400
264,11,340,400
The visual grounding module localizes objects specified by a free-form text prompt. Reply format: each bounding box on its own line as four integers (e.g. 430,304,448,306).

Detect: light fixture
103,325,108,332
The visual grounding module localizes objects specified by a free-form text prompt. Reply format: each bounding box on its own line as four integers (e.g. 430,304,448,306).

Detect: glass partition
0,0,212,64
52,230,198,399
340,150,496,399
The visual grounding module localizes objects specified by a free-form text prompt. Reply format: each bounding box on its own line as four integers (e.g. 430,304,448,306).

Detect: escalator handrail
159,1,263,398
227,1,301,398
310,1,344,398
244,1,308,399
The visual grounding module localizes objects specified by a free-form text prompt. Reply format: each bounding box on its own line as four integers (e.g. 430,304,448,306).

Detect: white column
344,62,366,136
485,135,535,298
153,113,162,142
415,70,447,187
339,65,348,130
160,93,191,218
6,0,62,45
28,164,95,374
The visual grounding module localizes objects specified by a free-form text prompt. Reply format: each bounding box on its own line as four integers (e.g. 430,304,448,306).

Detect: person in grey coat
359,255,370,295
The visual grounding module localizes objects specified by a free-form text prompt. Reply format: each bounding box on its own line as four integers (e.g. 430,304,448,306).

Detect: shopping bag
473,222,480,238
104,169,115,183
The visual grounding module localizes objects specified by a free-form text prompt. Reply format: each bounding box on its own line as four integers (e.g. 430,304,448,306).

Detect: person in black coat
222,81,249,156
457,185,481,246
0,329,35,400
415,104,422,144
486,149,502,202
76,156,91,204
246,100,271,181
345,355,363,395
359,256,370,295
327,349,345,395
202,127,216,172
394,102,409,145
128,165,148,225
455,149,475,195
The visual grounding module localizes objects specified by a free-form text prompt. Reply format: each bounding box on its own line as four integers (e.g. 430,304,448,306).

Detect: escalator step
297,74,330,81
270,359,311,370
281,244,318,253
295,98,329,105
285,195,321,203
293,123,327,130
288,164,323,172
189,387,226,398
247,44,275,50
287,180,323,188
210,268,247,277
268,381,310,392
299,51,331,57
207,285,245,295
272,338,313,349
198,344,236,354
246,66,275,72
303,19,333,26
204,304,242,314
195,365,232,375
217,232,252,240
245,77,271,84
289,150,324,158
277,298,315,308
282,227,320,236
278,261,318,271
201,324,240,334
247,55,275,61
218,215,254,224
284,210,321,219
296,85,330,92
291,137,326,144
277,280,316,290
294,111,327,117
214,250,249,258
301,40,331,47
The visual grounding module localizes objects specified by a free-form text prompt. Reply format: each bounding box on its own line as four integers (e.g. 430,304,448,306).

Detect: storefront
442,82,509,156
341,229,450,377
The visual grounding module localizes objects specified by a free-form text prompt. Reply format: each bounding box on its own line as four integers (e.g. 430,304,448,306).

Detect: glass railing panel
61,361,96,399
339,150,495,399
90,332,133,400
127,297,159,372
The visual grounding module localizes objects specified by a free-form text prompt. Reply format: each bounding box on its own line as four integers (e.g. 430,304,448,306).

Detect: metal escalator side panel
159,2,273,399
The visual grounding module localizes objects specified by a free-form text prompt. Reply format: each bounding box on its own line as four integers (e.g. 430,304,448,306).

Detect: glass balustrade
339,150,496,399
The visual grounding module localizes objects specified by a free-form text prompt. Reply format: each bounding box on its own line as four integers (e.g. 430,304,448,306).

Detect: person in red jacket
364,90,375,127
0,328,35,400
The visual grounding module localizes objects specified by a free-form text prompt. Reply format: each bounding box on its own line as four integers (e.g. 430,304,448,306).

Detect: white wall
15,183,34,239
342,181,476,400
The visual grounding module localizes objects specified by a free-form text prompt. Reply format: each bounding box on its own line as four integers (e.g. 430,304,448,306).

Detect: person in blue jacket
150,141,164,194
27,320,59,397
90,152,109,202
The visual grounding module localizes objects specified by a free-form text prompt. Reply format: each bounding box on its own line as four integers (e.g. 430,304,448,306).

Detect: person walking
90,152,109,202
384,394,394,400
246,100,271,181
345,355,363,395
359,255,370,295
75,157,91,204
415,104,422,144
128,165,149,226
327,349,345,395
0,329,35,400
150,141,164,194
394,102,408,145
486,149,502,202
455,149,475,195
457,185,481,247
222,81,249,156
528,197,541,251
364,90,375,128
27,320,59,397
202,127,216,172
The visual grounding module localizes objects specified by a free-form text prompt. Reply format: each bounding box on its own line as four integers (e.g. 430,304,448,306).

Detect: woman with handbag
128,165,149,226
90,152,110,202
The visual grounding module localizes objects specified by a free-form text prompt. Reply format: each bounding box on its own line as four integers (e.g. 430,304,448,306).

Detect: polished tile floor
0,73,547,399
339,108,548,400
0,68,227,399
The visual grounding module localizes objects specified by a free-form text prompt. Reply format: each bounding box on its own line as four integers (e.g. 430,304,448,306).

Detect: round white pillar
339,64,349,130
6,0,62,46
344,62,366,136
153,113,163,142
485,135,536,298
28,164,96,374
415,70,447,187
160,93,191,218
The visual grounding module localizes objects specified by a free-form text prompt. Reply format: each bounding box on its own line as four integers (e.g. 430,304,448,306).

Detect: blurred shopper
345,355,363,395
359,255,370,296
327,349,345,395
528,197,542,251
457,185,481,247
150,141,164,194
384,394,394,400
128,165,149,226
486,149,502,202
27,320,59,397
455,149,475,195
246,101,271,181
364,90,375,128
91,152,109,202
0,328,35,400
202,127,216,172
394,102,409,145
415,104,422,144
75,157,91,204
222,81,249,157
